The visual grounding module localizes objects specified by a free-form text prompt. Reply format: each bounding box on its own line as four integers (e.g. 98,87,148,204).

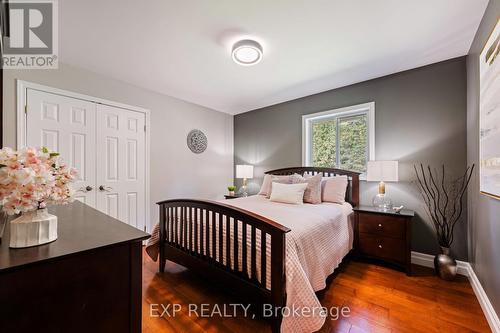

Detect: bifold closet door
95,104,146,231
26,89,97,207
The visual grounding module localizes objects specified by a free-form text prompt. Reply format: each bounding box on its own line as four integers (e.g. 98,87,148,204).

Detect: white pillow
269,182,308,205
322,176,348,204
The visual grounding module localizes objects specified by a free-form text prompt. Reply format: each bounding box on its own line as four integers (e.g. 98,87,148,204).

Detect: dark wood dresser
0,201,150,333
353,205,414,275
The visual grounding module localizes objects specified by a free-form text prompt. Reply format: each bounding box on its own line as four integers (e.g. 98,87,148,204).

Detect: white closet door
26,89,97,207
96,104,146,231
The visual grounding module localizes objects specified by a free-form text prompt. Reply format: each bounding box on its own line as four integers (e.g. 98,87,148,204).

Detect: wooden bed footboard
157,199,291,332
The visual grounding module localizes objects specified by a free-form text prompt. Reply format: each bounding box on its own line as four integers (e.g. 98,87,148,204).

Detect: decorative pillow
269,182,308,205
258,174,272,196
291,173,322,204
322,176,348,204
258,174,293,196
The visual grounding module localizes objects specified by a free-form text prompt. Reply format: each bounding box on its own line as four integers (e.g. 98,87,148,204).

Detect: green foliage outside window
311,114,368,173
312,120,337,168
339,115,368,172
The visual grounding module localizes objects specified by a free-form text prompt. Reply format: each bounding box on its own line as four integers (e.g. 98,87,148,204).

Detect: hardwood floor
142,251,491,333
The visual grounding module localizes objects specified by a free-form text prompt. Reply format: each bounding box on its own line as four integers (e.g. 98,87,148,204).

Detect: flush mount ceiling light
231,39,263,66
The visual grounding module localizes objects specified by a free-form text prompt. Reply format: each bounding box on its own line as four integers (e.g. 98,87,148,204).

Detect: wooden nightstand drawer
358,233,405,263
358,213,405,239
354,206,414,275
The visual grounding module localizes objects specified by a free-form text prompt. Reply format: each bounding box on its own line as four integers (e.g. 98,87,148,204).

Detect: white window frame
302,102,375,174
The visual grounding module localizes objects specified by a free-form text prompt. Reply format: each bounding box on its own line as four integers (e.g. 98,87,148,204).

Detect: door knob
99,185,113,192
78,186,93,193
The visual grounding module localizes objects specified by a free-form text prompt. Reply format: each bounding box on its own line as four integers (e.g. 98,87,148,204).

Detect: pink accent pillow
258,174,293,196
322,176,348,204
291,173,322,204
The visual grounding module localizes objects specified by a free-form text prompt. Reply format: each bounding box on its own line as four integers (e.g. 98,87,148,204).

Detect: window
302,102,375,174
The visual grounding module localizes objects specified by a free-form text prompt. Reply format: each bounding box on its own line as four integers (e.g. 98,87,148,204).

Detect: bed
151,167,360,333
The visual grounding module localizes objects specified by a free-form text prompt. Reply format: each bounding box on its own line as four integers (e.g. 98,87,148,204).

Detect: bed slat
218,213,223,264
234,219,239,272
189,207,193,252
226,215,231,269
261,232,267,287
211,211,216,260
194,208,198,254
174,206,178,245
251,226,257,281
242,221,248,277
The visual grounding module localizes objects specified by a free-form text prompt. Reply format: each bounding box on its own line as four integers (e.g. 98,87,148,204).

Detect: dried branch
413,163,475,248
428,165,446,226
414,165,441,233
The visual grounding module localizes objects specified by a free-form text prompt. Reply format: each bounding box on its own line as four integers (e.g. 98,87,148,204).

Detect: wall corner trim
411,251,500,333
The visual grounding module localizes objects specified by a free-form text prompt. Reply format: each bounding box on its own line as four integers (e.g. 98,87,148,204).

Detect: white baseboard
410,251,469,276
466,264,500,333
411,251,500,333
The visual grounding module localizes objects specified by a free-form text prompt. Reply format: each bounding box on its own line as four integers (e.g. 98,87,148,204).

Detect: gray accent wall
466,0,500,317
235,57,468,260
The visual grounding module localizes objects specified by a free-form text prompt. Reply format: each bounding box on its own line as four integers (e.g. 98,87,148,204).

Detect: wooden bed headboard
265,167,360,207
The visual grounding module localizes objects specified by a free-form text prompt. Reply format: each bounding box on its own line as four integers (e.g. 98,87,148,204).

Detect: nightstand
224,194,243,199
353,205,414,275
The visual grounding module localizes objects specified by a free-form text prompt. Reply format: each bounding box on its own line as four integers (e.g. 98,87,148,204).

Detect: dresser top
354,205,415,217
0,201,150,273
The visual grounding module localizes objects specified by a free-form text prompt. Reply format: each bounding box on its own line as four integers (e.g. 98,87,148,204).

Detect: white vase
9,208,58,248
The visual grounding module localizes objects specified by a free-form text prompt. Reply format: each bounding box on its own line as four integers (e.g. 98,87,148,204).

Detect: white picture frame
479,19,500,200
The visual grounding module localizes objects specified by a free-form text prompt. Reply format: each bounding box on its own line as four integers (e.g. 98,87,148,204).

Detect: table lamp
236,164,254,197
366,161,398,210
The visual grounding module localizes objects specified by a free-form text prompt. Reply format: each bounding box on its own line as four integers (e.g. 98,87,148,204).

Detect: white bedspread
225,196,353,333
147,195,353,333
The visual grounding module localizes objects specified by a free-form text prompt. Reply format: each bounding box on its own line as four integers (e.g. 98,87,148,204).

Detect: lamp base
372,194,392,211
241,178,249,197
240,184,249,197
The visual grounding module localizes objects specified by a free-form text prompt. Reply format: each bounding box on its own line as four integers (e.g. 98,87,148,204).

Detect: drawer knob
378,223,382,228
378,244,382,248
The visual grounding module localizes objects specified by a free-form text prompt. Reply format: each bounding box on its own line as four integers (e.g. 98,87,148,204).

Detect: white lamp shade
236,165,254,179
366,161,399,182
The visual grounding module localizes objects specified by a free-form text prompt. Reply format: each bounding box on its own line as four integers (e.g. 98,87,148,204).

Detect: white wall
2,63,234,230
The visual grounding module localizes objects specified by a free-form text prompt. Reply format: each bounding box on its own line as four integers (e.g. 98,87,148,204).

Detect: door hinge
24,105,28,114
144,125,146,132
144,225,147,232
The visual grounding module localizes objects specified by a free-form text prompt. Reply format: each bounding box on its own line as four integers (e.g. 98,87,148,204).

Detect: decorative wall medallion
187,129,208,154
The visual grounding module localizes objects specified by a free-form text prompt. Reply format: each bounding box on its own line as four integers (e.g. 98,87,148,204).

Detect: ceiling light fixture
231,39,263,66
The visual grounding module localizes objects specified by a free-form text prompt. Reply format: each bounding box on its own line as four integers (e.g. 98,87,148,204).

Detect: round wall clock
186,129,208,154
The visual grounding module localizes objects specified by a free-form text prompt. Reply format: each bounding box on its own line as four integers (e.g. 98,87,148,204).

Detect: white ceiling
60,0,488,115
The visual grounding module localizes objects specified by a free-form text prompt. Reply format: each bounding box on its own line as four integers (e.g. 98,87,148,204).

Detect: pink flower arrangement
0,147,78,215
